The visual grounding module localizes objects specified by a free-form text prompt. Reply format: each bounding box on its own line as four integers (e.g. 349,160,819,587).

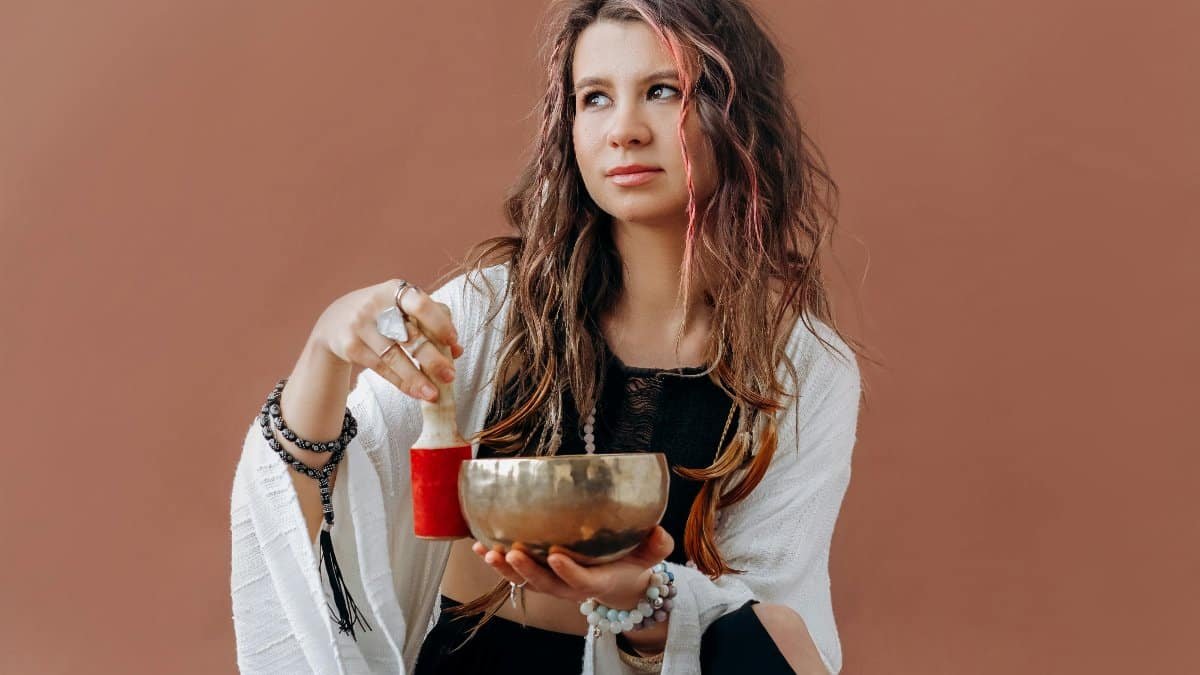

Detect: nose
606,101,651,149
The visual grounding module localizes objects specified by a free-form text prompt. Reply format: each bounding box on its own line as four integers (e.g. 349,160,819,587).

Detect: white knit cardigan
230,262,861,674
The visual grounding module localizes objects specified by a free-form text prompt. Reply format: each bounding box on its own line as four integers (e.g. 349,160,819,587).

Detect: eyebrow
572,69,680,92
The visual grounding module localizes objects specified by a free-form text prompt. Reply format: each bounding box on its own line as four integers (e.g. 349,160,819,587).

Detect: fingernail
439,367,455,383
421,385,437,400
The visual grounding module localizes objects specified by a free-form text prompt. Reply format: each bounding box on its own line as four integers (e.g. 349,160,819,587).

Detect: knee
752,602,805,633
752,604,828,674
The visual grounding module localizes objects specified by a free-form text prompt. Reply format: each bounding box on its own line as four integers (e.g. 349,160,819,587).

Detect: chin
599,195,689,228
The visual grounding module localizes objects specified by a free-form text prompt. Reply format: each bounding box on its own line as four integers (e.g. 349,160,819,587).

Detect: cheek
573,124,605,199
573,122,598,163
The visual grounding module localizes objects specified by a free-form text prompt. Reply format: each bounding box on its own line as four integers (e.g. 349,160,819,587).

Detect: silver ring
508,579,528,611
393,279,409,307
395,280,420,313
377,280,420,344
401,334,430,359
378,343,399,360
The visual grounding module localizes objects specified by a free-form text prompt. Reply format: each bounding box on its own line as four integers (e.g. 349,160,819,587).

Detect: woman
231,1,865,673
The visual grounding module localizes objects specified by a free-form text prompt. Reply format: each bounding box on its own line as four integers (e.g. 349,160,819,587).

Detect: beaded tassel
259,377,373,641
317,490,372,639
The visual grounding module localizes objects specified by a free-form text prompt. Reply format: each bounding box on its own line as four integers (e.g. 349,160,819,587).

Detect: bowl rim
462,451,666,464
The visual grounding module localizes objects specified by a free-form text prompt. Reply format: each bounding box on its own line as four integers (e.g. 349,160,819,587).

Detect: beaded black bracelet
256,408,345,518
258,377,372,641
265,377,358,453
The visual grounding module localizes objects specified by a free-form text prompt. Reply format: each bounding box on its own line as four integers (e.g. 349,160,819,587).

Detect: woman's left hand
471,526,674,610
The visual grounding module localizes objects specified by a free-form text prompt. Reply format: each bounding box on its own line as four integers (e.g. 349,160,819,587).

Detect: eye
652,83,681,99
580,91,610,108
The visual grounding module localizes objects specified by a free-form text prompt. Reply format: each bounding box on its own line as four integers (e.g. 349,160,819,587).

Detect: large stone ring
376,280,420,343
376,306,410,343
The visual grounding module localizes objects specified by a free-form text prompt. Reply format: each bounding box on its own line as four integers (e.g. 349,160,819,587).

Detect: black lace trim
606,373,665,452
597,349,713,454
606,348,709,378
479,346,721,459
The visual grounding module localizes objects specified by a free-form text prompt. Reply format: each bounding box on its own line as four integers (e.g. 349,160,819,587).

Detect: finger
400,327,458,386
506,550,580,600
545,552,595,595
483,549,526,587
394,282,459,353
436,299,463,353
626,526,674,566
352,332,440,402
376,280,463,359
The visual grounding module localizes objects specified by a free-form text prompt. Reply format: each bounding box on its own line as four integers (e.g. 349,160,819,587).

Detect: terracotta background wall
1,1,1195,672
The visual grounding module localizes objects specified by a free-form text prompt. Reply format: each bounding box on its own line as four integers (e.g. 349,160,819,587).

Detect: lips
606,164,662,176
605,164,663,187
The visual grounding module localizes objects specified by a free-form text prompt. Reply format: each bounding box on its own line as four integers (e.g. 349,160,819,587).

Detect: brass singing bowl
458,453,669,565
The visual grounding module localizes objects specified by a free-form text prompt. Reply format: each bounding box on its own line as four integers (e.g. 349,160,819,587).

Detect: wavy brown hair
433,0,871,636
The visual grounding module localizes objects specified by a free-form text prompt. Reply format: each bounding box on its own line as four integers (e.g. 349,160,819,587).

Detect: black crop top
476,349,740,565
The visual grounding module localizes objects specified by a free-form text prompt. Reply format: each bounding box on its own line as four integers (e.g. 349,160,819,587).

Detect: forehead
571,19,676,86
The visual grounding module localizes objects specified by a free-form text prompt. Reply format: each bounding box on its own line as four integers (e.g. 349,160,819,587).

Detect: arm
275,336,355,543
230,361,396,674
230,264,512,674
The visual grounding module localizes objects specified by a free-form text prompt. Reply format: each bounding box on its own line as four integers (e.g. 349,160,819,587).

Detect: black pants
414,595,794,674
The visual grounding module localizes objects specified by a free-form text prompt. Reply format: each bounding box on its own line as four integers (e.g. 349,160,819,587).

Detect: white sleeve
229,368,406,675
230,265,510,674
587,327,862,675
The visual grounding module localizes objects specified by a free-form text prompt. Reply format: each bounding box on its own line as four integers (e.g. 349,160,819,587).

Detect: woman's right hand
311,279,464,403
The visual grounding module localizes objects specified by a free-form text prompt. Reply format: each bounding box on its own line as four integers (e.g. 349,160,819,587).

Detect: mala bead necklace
259,376,373,640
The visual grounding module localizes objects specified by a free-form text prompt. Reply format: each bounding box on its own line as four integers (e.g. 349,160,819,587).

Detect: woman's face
571,20,717,229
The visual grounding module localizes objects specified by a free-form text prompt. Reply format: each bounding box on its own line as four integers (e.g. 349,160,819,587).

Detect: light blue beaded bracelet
580,562,678,637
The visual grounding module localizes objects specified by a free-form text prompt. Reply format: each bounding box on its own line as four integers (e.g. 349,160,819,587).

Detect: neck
605,216,710,333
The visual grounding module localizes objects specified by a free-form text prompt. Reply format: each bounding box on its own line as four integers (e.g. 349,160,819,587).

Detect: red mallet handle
409,336,472,539
410,445,472,538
